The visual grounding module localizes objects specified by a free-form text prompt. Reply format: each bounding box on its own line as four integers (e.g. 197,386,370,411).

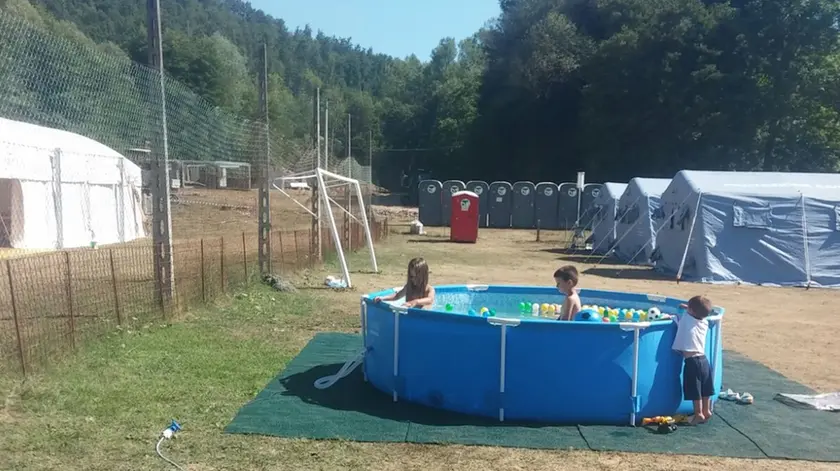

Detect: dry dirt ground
308,226,840,471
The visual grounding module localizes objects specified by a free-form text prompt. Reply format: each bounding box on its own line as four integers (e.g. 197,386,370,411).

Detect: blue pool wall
361,285,724,425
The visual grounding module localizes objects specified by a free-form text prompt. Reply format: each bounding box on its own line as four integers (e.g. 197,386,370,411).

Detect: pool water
431,290,680,320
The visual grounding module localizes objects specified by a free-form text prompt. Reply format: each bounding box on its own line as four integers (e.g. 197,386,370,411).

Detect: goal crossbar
271,168,378,287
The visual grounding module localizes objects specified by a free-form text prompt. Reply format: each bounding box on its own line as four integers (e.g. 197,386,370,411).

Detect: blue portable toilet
614,178,671,264
580,183,604,229
441,180,466,226
466,180,490,227
535,182,560,229
418,180,443,226
512,181,537,228
557,183,579,229
590,182,627,254
488,181,513,228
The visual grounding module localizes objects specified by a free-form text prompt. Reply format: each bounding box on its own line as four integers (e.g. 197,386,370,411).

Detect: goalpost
272,167,378,288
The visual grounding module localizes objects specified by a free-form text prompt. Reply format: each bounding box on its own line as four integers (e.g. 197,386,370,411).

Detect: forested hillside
2,0,840,184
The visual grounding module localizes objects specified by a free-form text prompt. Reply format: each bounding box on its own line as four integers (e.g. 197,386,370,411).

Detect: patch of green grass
0,284,333,470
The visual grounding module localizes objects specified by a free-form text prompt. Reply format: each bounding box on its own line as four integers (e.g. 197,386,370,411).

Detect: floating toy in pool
575,308,601,322
478,307,496,317
445,303,454,312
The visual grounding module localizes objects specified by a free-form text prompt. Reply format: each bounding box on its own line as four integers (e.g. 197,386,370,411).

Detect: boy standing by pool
667,295,714,425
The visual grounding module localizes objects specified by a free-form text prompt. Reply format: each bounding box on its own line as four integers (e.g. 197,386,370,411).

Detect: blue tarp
614,178,671,264
590,182,627,254
655,170,840,287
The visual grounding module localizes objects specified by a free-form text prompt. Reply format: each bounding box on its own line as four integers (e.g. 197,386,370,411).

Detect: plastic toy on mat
641,415,678,434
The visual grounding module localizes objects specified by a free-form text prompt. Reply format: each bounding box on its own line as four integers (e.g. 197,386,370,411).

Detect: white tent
0,118,145,249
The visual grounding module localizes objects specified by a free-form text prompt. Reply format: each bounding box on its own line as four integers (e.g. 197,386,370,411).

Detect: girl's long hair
405,257,429,300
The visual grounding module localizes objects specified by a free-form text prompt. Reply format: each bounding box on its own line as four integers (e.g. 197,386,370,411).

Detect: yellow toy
641,416,674,426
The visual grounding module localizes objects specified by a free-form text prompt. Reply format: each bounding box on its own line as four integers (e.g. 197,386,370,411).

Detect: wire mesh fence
0,10,392,376
0,218,389,376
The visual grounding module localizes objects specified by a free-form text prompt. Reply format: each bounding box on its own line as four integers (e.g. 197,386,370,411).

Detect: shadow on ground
407,238,457,244
583,267,675,282
279,363,547,429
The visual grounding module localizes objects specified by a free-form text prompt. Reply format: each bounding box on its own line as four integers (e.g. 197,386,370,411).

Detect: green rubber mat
225,333,840,461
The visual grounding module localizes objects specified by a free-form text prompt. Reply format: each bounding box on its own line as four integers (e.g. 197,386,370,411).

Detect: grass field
1,226,839,470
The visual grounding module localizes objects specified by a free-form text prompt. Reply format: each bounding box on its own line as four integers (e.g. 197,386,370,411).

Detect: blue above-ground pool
361,285,724,425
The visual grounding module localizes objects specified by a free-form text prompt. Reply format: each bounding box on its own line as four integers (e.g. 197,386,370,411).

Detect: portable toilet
534,182,560,229
512,181,536,228
418,180,443,226
441,180,466,226
488,181,513,228
466,180,490,227
558,183,579,229
450,191,480,243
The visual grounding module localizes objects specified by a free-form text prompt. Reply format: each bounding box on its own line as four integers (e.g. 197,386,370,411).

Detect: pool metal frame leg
360,299,368,382
707,314,723,398
631,327,640,426
620,322,650,426
389,304,409,403
488,317,521,422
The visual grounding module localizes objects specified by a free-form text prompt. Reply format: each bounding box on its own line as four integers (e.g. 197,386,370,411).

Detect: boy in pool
374,257,435,309
554,265,581,321
666,295,715,425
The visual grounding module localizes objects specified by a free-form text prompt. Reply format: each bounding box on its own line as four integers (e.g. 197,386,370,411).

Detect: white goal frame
272,167,378,288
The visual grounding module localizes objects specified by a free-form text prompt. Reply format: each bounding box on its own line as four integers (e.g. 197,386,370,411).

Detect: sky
247,0,500,60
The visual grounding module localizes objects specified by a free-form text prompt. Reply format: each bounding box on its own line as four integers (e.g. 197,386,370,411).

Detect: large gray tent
614,178,670,264
655,170,840,288
590,182,627,254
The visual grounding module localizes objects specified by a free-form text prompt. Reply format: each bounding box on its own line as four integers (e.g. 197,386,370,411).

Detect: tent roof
602,182,627,199
1,117,122,158
628,177,670,197
0,118,140,184
675,170,840,199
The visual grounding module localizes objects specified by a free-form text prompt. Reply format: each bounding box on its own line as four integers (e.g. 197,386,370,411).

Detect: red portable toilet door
451,190,479,243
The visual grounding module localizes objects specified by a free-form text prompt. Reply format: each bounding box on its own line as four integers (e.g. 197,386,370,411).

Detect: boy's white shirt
672,313,708,355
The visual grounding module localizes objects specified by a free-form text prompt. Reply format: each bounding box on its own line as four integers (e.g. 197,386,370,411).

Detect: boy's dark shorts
683,355,714,401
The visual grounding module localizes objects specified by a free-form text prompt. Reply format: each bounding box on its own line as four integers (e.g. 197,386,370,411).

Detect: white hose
314,349,366,390
155,436,185,471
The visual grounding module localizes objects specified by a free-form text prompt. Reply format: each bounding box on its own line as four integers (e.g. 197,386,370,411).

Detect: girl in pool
374,257,436,309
